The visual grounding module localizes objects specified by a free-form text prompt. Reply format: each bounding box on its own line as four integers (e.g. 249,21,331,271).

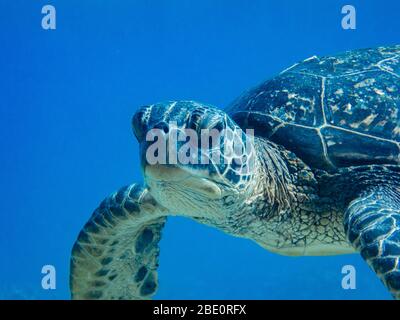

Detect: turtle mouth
144,164,222,200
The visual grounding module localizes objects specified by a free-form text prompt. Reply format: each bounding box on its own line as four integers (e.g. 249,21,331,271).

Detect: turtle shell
227,46,400,171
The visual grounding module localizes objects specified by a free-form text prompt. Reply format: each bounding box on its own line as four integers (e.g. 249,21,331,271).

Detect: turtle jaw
143,163,230,218
144,164,222,200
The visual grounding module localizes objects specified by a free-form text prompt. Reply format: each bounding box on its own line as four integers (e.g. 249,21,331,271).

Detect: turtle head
132,101,257,217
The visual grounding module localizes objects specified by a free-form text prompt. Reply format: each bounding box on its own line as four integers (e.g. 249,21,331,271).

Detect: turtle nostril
132,106,151,141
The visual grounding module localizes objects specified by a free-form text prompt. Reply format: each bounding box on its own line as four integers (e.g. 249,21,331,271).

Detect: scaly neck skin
216,138,300,234
249,138,297,216
224,137,353,256
244,137,314,218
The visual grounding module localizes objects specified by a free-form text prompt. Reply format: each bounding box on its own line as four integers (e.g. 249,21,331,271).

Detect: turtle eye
209,119,225,132
187,110,206,132
188,109,228,134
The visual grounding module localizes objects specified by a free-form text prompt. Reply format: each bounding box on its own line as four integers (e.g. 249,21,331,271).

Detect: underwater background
1,0,399,299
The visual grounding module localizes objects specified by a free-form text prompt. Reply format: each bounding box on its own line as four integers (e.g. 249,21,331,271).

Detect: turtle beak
145,164,222,200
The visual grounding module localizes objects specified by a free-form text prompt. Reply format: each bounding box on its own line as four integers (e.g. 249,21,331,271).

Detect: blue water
1,0,398,299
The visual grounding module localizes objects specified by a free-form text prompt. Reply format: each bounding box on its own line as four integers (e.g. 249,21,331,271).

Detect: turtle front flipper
344,187,400,299
70,183,168,300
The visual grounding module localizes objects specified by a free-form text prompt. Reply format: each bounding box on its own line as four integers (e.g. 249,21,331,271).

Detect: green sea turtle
70,45,400,299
